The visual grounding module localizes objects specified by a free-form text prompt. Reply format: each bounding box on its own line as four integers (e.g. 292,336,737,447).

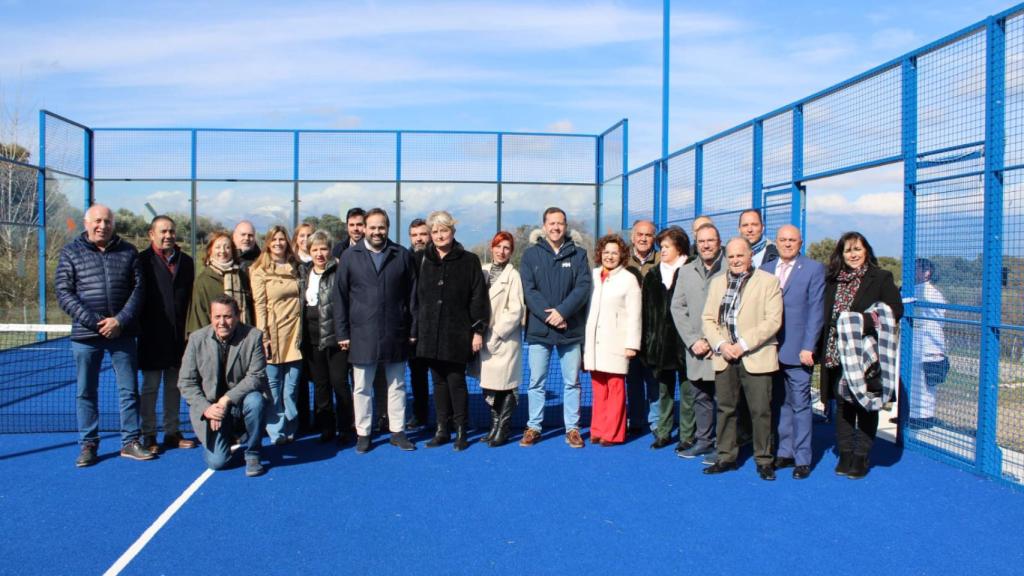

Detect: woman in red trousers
584,234,642,446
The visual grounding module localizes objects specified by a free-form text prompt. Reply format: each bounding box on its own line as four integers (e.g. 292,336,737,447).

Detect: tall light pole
662,0,670,159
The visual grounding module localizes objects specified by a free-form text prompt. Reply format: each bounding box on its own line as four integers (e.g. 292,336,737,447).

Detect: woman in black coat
298,230,353,443
819,231,903,478
417,210,490,451
640,226,690,449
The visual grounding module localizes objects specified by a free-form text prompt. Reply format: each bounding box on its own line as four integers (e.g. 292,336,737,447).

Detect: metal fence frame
623,4,1024,487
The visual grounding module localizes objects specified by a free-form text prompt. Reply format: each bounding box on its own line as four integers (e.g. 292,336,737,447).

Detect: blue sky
0,0,1015,255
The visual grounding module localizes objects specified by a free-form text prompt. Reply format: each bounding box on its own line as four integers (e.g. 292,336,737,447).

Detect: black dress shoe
673,438,696,453
355,435,372,454
389,431,416,451
650,436,673,449
757,464,776,481
774,456,796,469
703,461,738,475
792,465,811,480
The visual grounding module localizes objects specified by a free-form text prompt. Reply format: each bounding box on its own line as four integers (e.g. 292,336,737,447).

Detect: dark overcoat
415,242,490,365
137,246,194,370
332,239,418,365
640,265,686,375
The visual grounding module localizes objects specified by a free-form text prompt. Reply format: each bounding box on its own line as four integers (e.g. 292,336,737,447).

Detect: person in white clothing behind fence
909,258,948,426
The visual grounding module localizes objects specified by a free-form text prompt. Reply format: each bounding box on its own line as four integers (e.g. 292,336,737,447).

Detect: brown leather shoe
565,429,585,448
519,428,541,447
144,435,162,455
162,433,198,450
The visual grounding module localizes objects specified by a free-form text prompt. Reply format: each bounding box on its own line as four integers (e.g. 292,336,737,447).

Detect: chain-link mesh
400,133,497,182
665,150,694,226
503,135,595,184
702,127,752,215
196,131,294,181
43,114,88,179
762,112,793,187
626,165,655,226
298,132,397,181
601,124,624,181
93,130,192,180
803,66,901,177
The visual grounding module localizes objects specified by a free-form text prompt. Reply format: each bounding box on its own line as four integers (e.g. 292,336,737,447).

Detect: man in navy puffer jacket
518,207,592,448
56,204,153,467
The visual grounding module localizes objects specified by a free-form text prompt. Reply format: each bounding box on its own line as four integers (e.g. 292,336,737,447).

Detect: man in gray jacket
669,222,723,459
178,294,269,477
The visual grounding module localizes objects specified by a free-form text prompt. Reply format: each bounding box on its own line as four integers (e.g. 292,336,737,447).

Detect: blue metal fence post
622,120,630,230
498,133,504,234
85,126,93,207
37,111,47,326
653,160,662,227
662,0,670,161
595,132,603,235
694,144,703,218
189,130,198,262
395,132,402,239
900,56,919,441
292,131,300,229
978,16,1007,477
791,105,804,234
753,120,763,215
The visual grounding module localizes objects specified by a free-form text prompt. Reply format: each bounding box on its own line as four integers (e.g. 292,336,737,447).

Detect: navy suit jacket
760,255,825,366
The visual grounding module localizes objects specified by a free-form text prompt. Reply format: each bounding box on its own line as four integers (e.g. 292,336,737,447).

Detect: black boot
834,451,853,476
426,425,449,448
483,395,502,446
490,393,516,447
847,454,870,479
453,425,469,451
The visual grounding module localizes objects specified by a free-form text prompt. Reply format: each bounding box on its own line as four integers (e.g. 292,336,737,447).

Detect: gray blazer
669,253,724,382
177,323,269,446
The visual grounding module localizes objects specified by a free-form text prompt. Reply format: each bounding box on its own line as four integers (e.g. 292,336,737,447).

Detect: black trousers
428,359,469,428
305,343,353,435
409,356,431,424
827,367,879,456
303,307,353,435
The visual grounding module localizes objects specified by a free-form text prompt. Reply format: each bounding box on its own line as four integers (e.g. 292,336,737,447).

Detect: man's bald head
725,236,753,275
775,224,802,262
83,204,115,247
233,220,257,252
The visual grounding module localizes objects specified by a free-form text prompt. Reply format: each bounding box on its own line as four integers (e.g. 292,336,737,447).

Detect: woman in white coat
584,234,642,446
470,231,524,447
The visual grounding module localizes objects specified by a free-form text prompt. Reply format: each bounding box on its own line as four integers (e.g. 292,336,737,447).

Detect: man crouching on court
178,294,269,477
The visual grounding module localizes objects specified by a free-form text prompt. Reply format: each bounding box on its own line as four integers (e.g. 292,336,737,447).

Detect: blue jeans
627,357,659,433
265,361,301,442
204,391,265,470
72,337,141,446
526,342,581,432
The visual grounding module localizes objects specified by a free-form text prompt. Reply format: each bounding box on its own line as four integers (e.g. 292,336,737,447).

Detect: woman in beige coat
583,234,642,446
470,231,524,447
250,225,303,444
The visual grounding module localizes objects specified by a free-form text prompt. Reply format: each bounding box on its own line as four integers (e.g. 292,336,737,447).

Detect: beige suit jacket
701,269,782,374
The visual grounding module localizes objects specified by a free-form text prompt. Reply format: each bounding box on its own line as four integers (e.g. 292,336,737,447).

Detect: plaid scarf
825,265,867,367
836,302,898,411
718,269,751,343
750,237,767,257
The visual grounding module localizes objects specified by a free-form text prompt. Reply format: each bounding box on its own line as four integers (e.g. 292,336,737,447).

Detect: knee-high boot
491,392,517,447
483,392,502,446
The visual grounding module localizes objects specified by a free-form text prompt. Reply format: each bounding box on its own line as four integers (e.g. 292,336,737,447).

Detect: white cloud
808,192,903,216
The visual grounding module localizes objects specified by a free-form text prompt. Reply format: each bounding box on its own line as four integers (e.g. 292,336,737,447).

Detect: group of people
58,201,907,481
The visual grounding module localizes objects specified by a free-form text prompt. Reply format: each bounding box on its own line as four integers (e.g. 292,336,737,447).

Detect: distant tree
807,237,835,265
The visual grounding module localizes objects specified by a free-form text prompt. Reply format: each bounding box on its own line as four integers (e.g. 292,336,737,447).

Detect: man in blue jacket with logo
56,204,152,467
519,207,592,448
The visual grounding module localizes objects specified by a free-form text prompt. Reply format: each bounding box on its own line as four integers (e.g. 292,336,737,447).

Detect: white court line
103,468,215,576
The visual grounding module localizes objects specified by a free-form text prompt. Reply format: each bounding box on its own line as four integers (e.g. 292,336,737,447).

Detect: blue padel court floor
2,421,1023,576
